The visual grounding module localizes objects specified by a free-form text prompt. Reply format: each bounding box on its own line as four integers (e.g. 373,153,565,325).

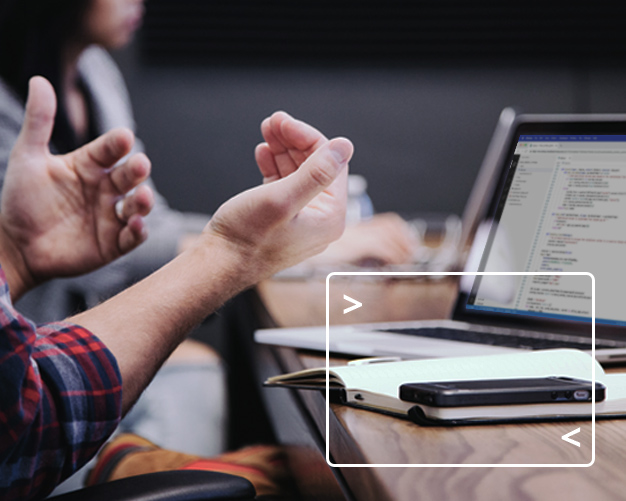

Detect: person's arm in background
310,212,417,266
0,80,27,193
78,47,209,281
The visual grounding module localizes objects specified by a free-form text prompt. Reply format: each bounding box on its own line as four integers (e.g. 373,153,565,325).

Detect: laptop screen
453,119,626,339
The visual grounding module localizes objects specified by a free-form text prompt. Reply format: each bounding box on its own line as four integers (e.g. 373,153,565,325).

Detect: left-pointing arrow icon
343,295,362,314
561,427,581,447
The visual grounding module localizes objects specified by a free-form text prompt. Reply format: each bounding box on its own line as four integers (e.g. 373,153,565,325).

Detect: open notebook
265,349,626,424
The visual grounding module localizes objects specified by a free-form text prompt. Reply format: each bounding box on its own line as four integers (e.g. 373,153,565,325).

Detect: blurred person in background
0,0,415,320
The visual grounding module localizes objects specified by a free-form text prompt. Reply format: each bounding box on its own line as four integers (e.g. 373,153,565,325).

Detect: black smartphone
399,377,606,407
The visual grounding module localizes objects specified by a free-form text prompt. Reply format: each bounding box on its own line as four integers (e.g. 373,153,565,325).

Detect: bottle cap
348,174,368,196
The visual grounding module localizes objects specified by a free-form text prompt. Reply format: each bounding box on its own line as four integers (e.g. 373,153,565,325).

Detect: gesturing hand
206,111,353,281
0,77,154,299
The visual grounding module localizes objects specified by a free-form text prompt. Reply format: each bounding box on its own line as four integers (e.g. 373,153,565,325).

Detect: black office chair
47,470,256,501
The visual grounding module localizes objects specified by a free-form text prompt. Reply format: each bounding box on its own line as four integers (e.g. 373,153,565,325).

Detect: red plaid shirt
0,265,122,500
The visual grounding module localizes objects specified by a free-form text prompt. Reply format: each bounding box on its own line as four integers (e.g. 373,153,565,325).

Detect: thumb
273,137,354,217
15,76,56,154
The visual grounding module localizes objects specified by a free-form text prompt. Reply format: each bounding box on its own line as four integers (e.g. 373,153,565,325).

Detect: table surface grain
257,277,626,501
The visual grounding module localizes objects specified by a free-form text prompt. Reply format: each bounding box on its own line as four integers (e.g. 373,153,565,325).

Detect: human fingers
265,137,353,217
254,143,280,183
109,152,152,194
14,76,56,154
261,114,299,178
69,127,134,173
372,219,415,264
374,240,413,265
262,112,327,178
118,213,148,254
339,224,409,265
118,184,154,221
272,111,327,152
372,213,416,254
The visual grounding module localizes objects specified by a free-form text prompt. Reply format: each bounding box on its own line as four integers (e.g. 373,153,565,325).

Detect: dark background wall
112,1,626,218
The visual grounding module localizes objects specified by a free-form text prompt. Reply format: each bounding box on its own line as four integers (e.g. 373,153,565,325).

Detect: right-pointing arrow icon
343,295,362,314
561,427,581,447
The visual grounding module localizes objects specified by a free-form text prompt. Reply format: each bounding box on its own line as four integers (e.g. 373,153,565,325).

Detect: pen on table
348,357,402,366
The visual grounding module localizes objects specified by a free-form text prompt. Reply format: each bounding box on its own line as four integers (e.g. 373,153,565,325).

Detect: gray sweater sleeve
0,49,210,322
75,46,211,281
0,80,22,195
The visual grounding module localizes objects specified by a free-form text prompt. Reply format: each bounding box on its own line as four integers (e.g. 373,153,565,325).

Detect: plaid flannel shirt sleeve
0,265,123,501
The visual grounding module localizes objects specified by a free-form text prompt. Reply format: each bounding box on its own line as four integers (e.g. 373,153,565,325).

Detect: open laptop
255,113,626,364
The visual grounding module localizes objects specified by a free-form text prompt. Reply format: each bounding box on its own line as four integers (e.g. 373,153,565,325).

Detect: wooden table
257,274,457,328
253,276,626,501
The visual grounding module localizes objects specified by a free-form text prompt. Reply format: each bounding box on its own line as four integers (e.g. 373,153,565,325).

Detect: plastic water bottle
346,174,374,224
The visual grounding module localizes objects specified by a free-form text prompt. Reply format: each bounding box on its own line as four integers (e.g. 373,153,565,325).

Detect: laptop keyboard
379,327,626,351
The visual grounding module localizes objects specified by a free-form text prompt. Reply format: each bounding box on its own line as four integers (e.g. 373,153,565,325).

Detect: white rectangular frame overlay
325,271,596,468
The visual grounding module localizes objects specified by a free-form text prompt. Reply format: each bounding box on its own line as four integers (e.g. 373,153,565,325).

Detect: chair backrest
47,470,256,501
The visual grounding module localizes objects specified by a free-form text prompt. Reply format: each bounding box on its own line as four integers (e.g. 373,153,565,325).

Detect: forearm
0,267,122,499
70,234,251,413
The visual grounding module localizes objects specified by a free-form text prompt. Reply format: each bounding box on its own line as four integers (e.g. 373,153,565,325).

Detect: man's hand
0,77,154,299
311,212,419,266
72,111,352,410
206,111,353,281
